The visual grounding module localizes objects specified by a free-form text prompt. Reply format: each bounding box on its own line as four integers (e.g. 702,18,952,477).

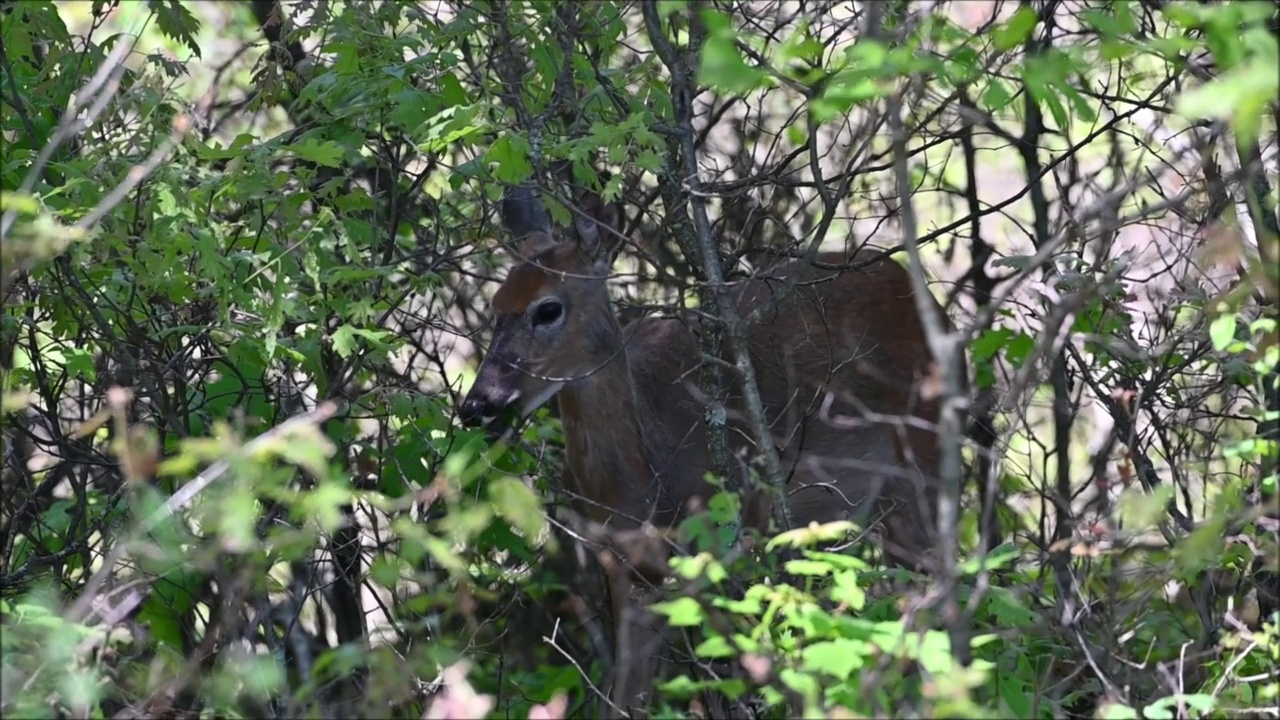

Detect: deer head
457,184,626,438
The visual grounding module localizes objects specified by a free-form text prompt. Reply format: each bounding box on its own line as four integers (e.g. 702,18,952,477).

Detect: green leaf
842,40,888,70
389,89,436,130
982,78,1016,113
778,668,820,713
1176,55,1279,146
1099,702,1140,720
820,72,885,105
1116,485,1176,530
439,72,467,107
997,672,1035,718
236,655,285,699
657,674,711,699
767,520,857,550
711,594,763,616
775,23,825,71
216,484,261,552
1210,313,1238,351
801,550,866,571
148,0,202,58
784,559,835,576
656,0,687,19
61,347,96,380
489,476,547,540
959,542,1022,574
1081,8,1120,37
476,520,536,564
1062,85,1097,123
1005,332,1034,368
697,10,769,95
0,192,41,216
369,554,402,589
993,7,1038,52
1081,3,1139,41
971,327,1014,362
1143,694,1218,719
293,481,351,534
288,139,346,169
418,104,485,152
137,569,200,650
651,596,704,627
272,427,337,480
915,630,956,674
487,134,533,184
694,634,735,658
1175,516,1229,576
670,552,728,584
830,570,865,610
801,638,868,679
984,587,1039,628
329,325,393,360
1025,76,1069,129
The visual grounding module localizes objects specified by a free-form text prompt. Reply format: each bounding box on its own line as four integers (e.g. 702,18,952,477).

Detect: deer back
727,252,945,562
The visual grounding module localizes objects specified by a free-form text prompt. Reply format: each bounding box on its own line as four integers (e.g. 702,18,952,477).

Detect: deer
457,182,949,718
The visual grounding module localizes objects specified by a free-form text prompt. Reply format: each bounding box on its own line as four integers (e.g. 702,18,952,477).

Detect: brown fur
460,197,946,717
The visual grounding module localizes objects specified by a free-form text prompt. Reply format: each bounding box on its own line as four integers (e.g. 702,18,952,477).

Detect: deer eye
531,299,563,327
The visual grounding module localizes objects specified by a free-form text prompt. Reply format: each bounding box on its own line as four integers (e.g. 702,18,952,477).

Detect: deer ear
500,184,553,239
500,184,560,259
572,191,624,267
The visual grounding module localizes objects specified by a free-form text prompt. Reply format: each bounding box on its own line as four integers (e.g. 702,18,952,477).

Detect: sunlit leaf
651,596,704,627
1210,313,1239,351
693,634,735,658
488,476,546,540
801,638,868,678
830,570,865,610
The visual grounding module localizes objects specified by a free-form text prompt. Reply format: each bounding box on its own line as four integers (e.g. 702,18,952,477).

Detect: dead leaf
919,361,944,401
528,693,568,720
70,407,111,439
423,662,494,720
740,653,771,684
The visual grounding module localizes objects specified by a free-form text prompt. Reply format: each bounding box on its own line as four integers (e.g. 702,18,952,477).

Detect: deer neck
555,330,667,527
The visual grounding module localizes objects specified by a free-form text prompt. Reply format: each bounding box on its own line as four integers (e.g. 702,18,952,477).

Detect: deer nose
458,388,518,427
458,394,492,427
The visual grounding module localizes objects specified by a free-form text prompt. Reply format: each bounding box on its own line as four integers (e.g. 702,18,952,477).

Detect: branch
887,79,970,665
642,0,794,531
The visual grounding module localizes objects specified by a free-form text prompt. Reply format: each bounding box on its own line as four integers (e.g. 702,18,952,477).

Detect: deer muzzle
458,383,523,440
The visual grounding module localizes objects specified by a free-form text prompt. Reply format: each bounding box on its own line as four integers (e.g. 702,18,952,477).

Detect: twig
66,400,341,624
544,618,631,719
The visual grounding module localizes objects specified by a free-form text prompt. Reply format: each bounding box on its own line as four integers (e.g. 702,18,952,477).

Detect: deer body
544,254,942,550
458,186,945,716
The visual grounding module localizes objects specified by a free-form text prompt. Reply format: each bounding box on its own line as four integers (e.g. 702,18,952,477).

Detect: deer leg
602,551,667,719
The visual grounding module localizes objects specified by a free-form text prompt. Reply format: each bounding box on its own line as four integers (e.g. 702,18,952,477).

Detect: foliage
1,1,1277,718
